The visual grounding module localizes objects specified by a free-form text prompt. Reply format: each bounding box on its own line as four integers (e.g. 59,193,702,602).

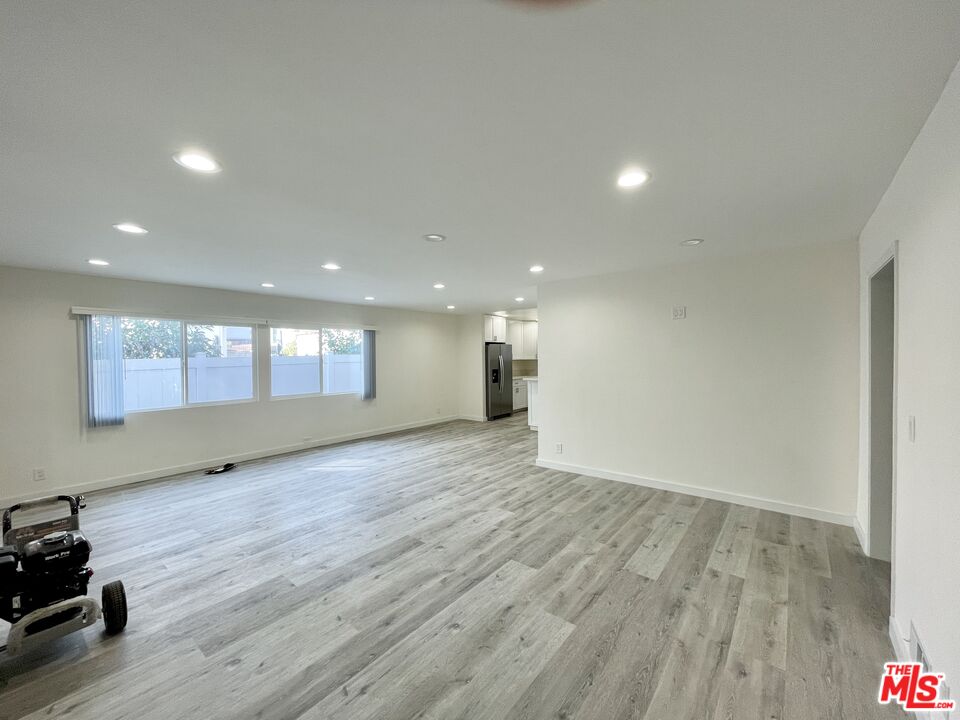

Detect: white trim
853,515,869,554
457,414,487,422
863,243,899,623
889,616,910,661
535,458,856,526
868,239,899,278
0,416,462,506
126,396,259,415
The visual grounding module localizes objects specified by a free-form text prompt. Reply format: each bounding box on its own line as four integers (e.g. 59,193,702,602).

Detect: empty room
1,2,959,719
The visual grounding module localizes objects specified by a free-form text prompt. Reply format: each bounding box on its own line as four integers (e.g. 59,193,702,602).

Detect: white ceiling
2,1,959,314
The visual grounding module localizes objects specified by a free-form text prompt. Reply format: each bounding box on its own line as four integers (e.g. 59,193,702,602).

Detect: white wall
536,240,860,522
0,266,462,503
858,61,960,688
456,314,486,421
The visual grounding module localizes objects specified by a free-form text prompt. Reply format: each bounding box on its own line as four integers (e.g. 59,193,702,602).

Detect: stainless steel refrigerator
485,342,513,420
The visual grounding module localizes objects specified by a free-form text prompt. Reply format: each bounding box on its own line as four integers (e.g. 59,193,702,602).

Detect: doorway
869,258,895,562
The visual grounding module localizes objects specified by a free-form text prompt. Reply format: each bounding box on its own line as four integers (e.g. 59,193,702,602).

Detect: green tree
121,318,220,359
322,328,361,355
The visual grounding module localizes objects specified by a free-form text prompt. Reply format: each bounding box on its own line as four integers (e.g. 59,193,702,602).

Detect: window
322,328,363,394
81,312,369,423
271,328,321,397
186,325,255,404
119,317,256,412
121,317,184,412
270,327,364,397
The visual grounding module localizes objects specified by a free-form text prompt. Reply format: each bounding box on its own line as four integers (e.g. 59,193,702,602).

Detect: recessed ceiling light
529,265,544,273
424,234,446,242
680,238,704,246
364,296,375,301
515,297,525,302
616,168,651,189
87,258,110,266
113,222,148,235
433,283,445,289
261,282,275,288
446,305,455,310
172,149,221,174
322,263,341,271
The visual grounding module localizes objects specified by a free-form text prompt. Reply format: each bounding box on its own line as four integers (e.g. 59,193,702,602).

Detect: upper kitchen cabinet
507,319,523,350
483,314,508,343
522,321,538,359
507,319,538,359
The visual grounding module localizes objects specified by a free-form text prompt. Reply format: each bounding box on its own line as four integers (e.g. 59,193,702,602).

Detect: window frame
269,325,364,400
120,315,259,414
269,327,323,400
320,327,364,397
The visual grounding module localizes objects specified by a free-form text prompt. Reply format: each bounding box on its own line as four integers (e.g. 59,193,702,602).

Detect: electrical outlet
672,305,687,320
555,443,563,454
33,468,46,483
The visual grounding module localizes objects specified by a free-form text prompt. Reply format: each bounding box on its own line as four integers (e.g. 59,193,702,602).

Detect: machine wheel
102,580,127,634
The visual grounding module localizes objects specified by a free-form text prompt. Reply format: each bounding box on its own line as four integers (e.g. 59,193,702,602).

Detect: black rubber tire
102,580,128,635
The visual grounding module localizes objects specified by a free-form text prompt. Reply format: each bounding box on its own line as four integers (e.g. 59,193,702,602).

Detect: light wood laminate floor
0,414,901,719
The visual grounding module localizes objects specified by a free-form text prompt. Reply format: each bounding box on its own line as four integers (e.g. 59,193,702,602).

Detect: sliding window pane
322,328,363,394
187,325,254,404
121,317,183,412
271,328,321,396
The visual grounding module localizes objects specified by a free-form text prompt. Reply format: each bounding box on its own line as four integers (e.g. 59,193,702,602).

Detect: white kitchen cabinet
526,378,539,430
483,314,507,342
521,321,538,359
512,379,528,410
507,320,523,351
505,320,539,359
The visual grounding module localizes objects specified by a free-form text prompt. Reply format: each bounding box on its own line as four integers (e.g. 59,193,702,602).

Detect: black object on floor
204,462,237,475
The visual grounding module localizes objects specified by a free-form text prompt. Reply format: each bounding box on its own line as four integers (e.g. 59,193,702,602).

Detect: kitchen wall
512,359,538,377
536,239,860,522
857,60,960,684
0,266,463,503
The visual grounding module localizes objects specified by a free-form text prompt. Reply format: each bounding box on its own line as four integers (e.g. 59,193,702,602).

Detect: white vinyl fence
120,354,361,411
271,354,362,396
324,354,362,394
122,356,254,411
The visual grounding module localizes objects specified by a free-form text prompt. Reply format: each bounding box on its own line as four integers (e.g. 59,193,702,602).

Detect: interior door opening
869,258,895,563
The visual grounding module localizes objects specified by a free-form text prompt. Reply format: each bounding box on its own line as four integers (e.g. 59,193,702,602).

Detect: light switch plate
672,305,687,320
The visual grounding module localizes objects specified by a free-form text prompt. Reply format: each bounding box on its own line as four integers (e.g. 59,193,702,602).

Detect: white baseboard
458,415,487,422
535,458,856,527
853,515,869,555
1,415,464,505
886,617,952,720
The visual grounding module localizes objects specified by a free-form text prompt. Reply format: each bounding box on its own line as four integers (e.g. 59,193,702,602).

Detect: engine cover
20,531,91,574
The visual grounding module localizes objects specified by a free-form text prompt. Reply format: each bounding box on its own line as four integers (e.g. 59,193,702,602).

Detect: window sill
269,391,361,401
125,397,258,415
